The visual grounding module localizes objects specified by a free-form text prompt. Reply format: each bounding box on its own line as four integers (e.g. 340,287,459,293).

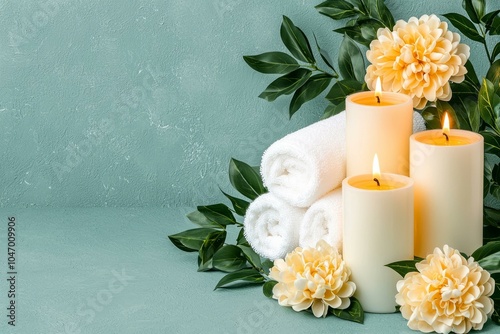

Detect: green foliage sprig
243,0,500,241
169,158,270,285
168,0,498,326
168,157,365,323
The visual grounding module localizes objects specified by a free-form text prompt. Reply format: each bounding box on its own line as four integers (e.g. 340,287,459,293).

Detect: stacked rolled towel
245,111,427,260
413,111,426,133
244,193,306,260
261,112,347,208
299,188,343,253
261,111,426,208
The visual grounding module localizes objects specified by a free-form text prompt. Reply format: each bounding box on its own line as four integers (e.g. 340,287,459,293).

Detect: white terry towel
244,193,306,260
261,111,425,208
299,188,343,253
413,111,426,133
261,112,347,208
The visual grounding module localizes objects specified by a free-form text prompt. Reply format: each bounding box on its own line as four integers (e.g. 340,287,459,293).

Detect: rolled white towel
299,188,343,253
261,112,346,208
261,111,425,208
244,193,306,260
413,111,426,133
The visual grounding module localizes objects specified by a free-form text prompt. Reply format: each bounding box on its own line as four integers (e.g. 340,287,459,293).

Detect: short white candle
342,155,414,313
346,78,413,176
410,114,483,257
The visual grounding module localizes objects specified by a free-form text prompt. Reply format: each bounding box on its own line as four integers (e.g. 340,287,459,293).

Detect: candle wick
373,178,380,187
443,133,449,141
376,95,380,104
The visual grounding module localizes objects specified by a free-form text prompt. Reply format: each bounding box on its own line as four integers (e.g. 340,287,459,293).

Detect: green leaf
220,189,250,216
263,280,278,298
258,68,312,102
442,13,484,43
478,78,496,129
236,228,249,246
477,251,500,271
492,298,500,325
464,60,480,88
487,59,500,85
362,0,395,28
349,0,367,13
338,34,365,82
214,268,265,289
481,10,500,33
229,158,266,200
482,131,500,155
238,245,262,269
467,102,480,132
289,73,332,117
471,241,500,261
186,210,221,228
463,0,485,23
315,0,358,20
490,16,500,35
198,230,227,271
492,42,500,61
197,203,237,226
421,105,441,129
243,52,300,74
375,0,395,28
334,26,371,47
322,102,345,119
490,164,500,201
484,206,500,229
484,225,500,243
213,245,248,272
357,18,383,43
168,228,220,252
325,79,364,105
261,259,274,275
386,260,420,277
280,16,315,63
492,272,500,297
313,34,336,73
330,297,364,324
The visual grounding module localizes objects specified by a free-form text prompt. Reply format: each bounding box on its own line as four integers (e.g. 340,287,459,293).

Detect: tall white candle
410,117,483,257
346,82,413,176
343,156,414,313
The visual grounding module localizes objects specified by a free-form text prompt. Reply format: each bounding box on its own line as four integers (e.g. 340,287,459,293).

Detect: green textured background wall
0,0,492,207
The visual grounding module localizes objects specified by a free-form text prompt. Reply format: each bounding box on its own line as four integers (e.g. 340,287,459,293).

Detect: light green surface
0,208,497,333
0,0,493,208
0,1,498,333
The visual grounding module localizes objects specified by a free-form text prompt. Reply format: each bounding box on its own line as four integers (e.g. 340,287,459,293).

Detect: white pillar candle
343,157,414,313
410,117,483,257
346,85,413,177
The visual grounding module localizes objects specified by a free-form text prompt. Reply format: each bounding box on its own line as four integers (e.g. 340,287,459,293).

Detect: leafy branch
244,0,500,241
169,158,270,286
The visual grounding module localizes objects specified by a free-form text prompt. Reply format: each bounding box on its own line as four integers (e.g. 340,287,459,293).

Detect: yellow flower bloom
396,245,495,334
269,240,356,318
365,15,470,109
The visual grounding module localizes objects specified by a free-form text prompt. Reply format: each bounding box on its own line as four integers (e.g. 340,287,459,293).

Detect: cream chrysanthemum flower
365,14,470,109
269,240,356,318
396,245,495,334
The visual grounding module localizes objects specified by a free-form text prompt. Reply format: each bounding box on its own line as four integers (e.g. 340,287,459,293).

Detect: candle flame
375,77,382,101
372,154,381,180
443,112,450,135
